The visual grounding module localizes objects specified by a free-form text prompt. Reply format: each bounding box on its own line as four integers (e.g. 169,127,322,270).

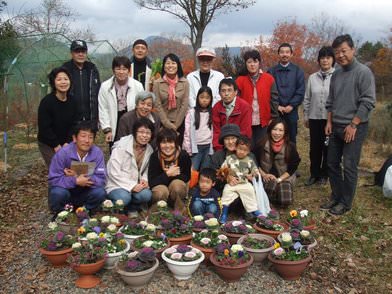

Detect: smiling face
136,97,153,117
334,41,355,67
223,135,237,152
54,72,71,94
246,58,260,75
73,130,94,155
271,123,285,142
132,44,148,61
135,126,152,145
164,57,178,77
113,65,130,84
159,139,176,157
198,56,214,73
278,46,293,65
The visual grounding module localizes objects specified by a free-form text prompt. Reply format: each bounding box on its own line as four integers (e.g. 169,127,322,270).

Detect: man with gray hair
187,47,224,108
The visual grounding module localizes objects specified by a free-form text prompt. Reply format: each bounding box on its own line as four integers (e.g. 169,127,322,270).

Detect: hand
344,124,357,143
54,145,61,152
304,120,309,128
278,105,285,114
105,132,113,143
76,174,93,187
246,174,254,181
227,175,239,186
62,142,68,147
325,121,332,136
132,183,145,193
139,179,149,189
165,165,180,177
284,105,293,113
64,168,76,177
262,173,277,182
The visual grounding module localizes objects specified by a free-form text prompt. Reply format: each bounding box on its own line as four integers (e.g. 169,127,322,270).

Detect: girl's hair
48,67,72,94
256,118,292,163
161,53,184,78
194,86,213,130
157,128,180,151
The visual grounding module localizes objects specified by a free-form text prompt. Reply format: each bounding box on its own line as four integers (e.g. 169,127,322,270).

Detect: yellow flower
224,249,229,256
119,239,126,245
274,242,280,249
77,226,86,235
290,210,298,217
76,207,85,213
99,232,105,238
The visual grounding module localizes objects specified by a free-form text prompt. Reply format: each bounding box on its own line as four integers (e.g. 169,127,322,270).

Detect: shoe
305,177,317,186
328,203,349,216
320,199,338,211
318,177,328,185
219,205,229,224
296,171,301,178
252,210,261,217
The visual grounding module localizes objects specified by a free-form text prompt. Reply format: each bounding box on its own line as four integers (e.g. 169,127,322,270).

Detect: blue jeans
191,144,211,171
191,199,218,217
328,123,368,209
49,186,106,214
108,188,152,212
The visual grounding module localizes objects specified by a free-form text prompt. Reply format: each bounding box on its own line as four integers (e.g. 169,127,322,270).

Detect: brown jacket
153,77,189,130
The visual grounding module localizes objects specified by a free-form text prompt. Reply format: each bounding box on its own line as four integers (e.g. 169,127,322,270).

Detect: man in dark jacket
63,40,101,124
268,43,305,144
130,39,151,90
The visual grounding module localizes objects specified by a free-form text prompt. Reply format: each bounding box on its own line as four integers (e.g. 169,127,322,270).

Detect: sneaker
318,177,328,185
320,200,338,211
328,203,349,216
305,177,318,186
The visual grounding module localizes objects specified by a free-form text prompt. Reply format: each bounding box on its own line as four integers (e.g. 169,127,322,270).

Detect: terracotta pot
39,247,73,267
237,234,275,263
190,242,214,265
222,231,246,245
286,219,317,231
192,227,205,233
253,222,289,240
131,237,171,259
209,253,253,282
167,234,192,246
72,259,105,288
268,253,311,280
116,258,159,289
277,233,318,252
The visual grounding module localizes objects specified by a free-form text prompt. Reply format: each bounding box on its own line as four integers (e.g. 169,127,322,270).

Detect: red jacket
212,97,252,150
236,73,275,127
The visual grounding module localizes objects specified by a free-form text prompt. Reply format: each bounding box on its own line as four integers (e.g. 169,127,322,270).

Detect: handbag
252,175,271,216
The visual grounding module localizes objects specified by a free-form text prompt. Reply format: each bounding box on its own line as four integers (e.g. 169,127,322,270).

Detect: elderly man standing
187,47,224,108
62,40,101,124
130,39,151,90
321,34,376,216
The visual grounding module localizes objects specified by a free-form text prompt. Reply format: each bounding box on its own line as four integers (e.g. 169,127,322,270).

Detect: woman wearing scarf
153,53,189,145
254,118,301,207
148,128,191,212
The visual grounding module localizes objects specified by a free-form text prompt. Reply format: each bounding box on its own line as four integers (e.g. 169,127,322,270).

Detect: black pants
309,119,328,179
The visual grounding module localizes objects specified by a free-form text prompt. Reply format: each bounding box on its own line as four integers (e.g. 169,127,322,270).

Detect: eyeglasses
137,131,152,136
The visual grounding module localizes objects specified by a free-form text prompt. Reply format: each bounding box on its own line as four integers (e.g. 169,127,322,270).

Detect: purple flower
291,230,300,239
257,215,267,220
126,260,141,270
238,224,247,233
238,250,244,258
216,242,229,254
93,226,101,234
55,231,65,241
177,245,191,253
115,232,124,239
161,219,171,229
141,247,154,254
291,219,301,227
47,241,57,251
265,220,273,227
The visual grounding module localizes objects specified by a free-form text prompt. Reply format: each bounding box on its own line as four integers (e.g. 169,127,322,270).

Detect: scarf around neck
271,139,285,153
163,74,178,110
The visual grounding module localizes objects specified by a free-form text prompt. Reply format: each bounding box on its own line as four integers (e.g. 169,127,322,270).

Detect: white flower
191,248,199,254
143,240,154,247
300,230,310,238
171,253,183,260
115,199,124,206
281,232,292,243
157,200,167,208
101,216,110,223
107,224,117,232
205,218,219,227
146,224,156,232
86,232,98,240
165,247,177,254
201,229,208,234
102,199,114,208
246,224,252,230
57,211,68,218
89,218,98,223
48,222,58,230
139,221,148,227
217,234,228,241
200,238,211,245
232,220,243,227
72,242,81,249
231,244,244,253
194,215,204,221
184,251,196,258
110,217,119,224
127,251,138,259
300,209,309,218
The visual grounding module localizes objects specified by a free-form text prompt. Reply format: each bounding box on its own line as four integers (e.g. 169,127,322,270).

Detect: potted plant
119,220,149,244
161,244,204,280
191,213,218,232
131,224,170,258
147,200,171,227
277,229,317,252
253,215,288,239
268,232,312,280
67,232,107,288
161,210,192,245
221,220,255,244
116,247,159,289
237,234,275,263
287,209,316,230
101,199,127,224
103,224,130,269
39,222,74,266
55,205,89,234
209,243,253,282
191,229,229,263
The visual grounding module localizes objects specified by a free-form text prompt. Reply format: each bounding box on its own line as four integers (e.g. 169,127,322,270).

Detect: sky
4,0,392,48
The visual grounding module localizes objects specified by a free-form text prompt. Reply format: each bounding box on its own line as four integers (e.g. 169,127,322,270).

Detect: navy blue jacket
268,63,305,120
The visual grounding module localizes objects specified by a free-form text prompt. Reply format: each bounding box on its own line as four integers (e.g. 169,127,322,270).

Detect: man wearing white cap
187,47,224,108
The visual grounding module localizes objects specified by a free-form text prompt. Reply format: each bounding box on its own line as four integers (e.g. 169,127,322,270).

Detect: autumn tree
133,0,255,55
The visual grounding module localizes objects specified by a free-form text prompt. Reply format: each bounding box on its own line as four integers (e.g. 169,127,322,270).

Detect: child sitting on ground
219,135,261,223
188,168,221,218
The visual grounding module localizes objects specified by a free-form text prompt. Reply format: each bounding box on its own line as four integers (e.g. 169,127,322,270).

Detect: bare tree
133,0,255,54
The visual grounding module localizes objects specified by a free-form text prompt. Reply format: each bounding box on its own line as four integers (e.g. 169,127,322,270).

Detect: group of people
38,33,376,221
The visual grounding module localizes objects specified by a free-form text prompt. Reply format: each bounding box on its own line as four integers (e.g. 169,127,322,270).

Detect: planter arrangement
103,225,130,269
277,230,317,252
209,243,253,282
221,220,255,244
147,200,172,227
191,228,229,264
116,247,159,289
55,205,90,235
119,220,150,245
253,215,289,239
237,233,275,263
161,244,204,280
287,209,316,231
160,210,192,246
191,213,219,232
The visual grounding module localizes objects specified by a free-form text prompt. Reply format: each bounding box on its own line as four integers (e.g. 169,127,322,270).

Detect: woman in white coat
98,56,144,148
105,118,155,217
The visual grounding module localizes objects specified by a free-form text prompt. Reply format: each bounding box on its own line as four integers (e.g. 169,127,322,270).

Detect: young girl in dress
183,86,213,171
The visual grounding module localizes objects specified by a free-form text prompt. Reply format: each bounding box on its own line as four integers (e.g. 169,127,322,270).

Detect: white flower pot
119,226,143,245
104,240,130,269
161,246,204,280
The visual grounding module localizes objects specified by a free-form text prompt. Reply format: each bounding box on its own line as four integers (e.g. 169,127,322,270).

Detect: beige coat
153,77,189,130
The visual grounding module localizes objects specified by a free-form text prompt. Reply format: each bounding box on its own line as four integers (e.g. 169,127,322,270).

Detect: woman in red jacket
236,50,279,147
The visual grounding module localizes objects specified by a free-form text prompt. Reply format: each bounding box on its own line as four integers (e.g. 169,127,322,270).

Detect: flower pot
167,234,192,246
268,253,311,280
39,247,73,267
116,258,159,289
161,246,204,280
104,240,131,269
253,222,289,240
192,227,204,233
286,219,317,231
237,234,275,263
72,259,105,288
131,237,170,259
222,231,246,245
119,226,143,245
277,233,318,252
190,242,214,265
209,253,253,282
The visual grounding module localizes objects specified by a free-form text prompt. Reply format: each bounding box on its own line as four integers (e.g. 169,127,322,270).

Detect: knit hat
133,39,148,48
219,124,240,145
135,91,156,105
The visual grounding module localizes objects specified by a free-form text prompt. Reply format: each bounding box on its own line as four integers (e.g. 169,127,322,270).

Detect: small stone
347,262,356,268
310,272,318,280
360,235,369,241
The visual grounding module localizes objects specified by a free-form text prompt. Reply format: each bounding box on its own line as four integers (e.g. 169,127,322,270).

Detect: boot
219,205,229,224
252,210,261,217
